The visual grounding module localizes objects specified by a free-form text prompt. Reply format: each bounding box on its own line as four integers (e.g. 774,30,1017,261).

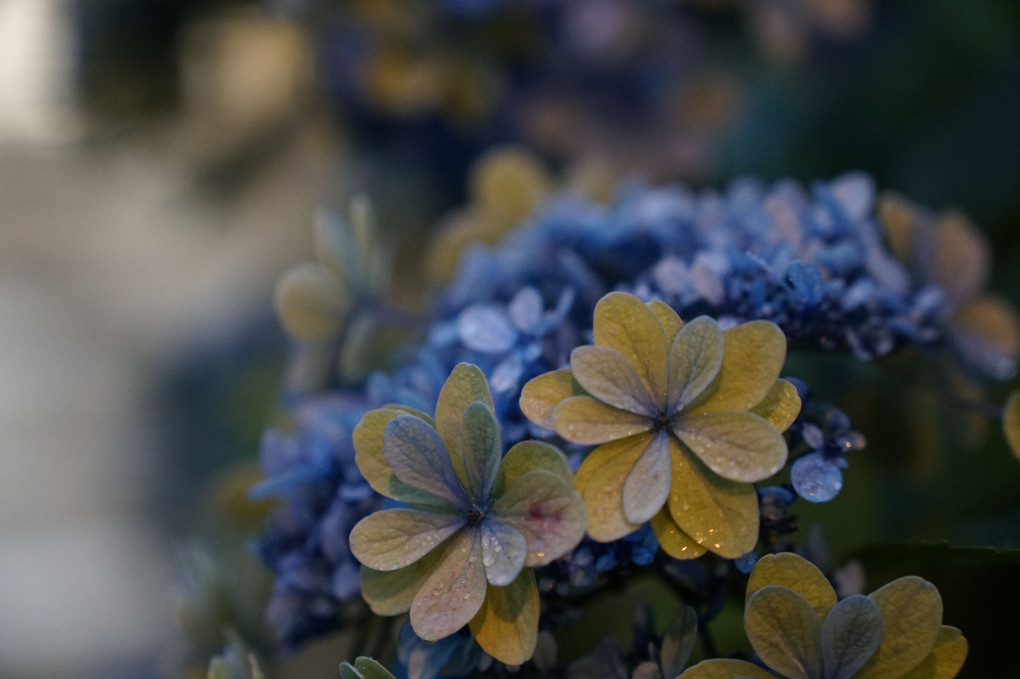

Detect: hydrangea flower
680,553,968,679
521,292,800,559
783,380,866,504
878,192,1020,379
349,363,587,664
274,197,402,388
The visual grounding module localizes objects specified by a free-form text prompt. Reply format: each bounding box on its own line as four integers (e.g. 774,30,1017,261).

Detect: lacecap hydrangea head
520,291,800,559
349,363,587,664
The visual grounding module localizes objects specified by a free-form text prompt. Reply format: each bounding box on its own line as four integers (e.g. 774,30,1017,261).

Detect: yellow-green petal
650,507,707,560
519,369,583,432
647,299,684,341
570,345,658,416
622,430,672,524
383,415,469,509
746,553,837,621
854,576,943,679
750,379,802,434
688,321,787,416
436,363,495,489
582,434,653,541
480,520,528,586
668,438,759,558
469,568,540,665
409,529,487,641
459,401,502,504
273,262,349,342
497,441,572,493
553,395,653,444
493,470,588,566
660,604,699,679
593,292,670,407
353,407,440,504
667,316,724,412
339,657,396,679
745,585,823,679
360,538,455,615
673,411,788,483
678,659,776,679
820,595,883,679
349,509,466,571
898,626,968,679
574,435,651,495
1003,390,1020,461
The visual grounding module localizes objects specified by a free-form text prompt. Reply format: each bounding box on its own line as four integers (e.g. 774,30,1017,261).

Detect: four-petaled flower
520,292,800,559
680,552,968,679
349,363,587,664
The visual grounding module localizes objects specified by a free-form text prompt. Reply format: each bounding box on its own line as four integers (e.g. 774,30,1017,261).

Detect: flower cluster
250,395,382,648
247,171,1008,675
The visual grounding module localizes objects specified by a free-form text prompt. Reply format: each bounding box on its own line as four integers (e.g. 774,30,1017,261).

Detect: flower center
466,506,489,525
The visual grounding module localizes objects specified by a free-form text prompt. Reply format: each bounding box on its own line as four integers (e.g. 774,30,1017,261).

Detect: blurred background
1,0,1019,676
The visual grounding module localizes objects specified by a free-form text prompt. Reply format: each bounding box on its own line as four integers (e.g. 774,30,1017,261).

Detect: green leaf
650,507,707,560
898,626,968,679
554,396,652,445
436,363,495,490
647,299,684,340
621,431,672,524
353,407,440,504
667,315,724,412
821,595,883,679
519,369,584,431
571,345,658,416
383,415,469,509
470,568,540,665
660,604,699,679
688,321,787,416
1003,390,1020,461
673,411,788,483
854,576,943,679
459,401,502,504
360,540,452,615
273,262,349,342
493,470,588,565
497,440,571,493
593,292,670,407
750,379,802,433
578,434,653,541
745,585,823,679
678,659,775,679
747,553,837,621
668,437,759,558
409,529,487,641
480,520,528,586
349,509,465,571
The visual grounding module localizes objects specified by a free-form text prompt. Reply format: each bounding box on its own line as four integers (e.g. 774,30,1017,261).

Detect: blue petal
508,287,544,335
457,304,518,353
791,452,844,503
787,260,826,307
